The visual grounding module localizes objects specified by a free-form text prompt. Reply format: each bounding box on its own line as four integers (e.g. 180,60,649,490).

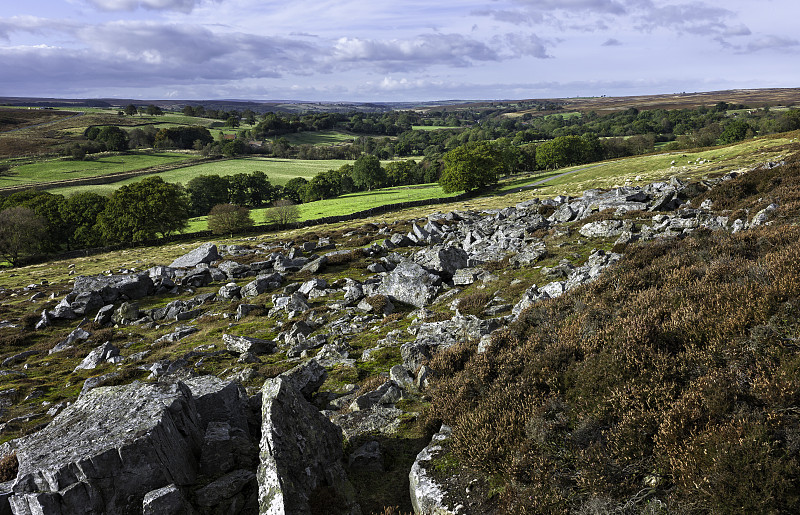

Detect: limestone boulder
169,243,220,269
378,262,441,308
257,366,357,514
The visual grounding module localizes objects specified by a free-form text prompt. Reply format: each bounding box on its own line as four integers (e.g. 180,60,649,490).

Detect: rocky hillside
0,150,797,514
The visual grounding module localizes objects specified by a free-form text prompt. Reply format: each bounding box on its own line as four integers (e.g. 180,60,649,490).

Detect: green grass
0,152,200,188
411,125,460,131
279,130,357,146
185,182,454,232
49,157,359,196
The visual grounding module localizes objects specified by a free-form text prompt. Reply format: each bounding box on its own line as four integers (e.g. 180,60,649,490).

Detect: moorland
0,89,799,513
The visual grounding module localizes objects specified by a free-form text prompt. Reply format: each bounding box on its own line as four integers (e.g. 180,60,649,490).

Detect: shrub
0,453,18,482
426,155,800,512
264,199,300,228
207,203,254,236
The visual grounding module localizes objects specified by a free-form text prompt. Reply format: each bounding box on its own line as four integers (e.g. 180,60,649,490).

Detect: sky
0,0,797,102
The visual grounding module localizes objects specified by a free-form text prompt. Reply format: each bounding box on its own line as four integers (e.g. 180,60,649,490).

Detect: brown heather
428,153,800,513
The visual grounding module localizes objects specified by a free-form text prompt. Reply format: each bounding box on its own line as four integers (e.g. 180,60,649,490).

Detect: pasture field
411,125,459,131
0,152,200,188
184,182,454,232
48,157,358,196
279,130,356,146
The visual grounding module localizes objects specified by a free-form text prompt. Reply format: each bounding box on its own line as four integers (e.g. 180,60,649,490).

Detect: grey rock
218,283,242,300
169,243,220,268
300,256,328,274
93,304,115,326
751,203,779,226
349,441,383,472
49,327,91,354
182,268,212,288
298,278,328,296
34,310,52,330
288,334,329,358
258,372,356,514
2,351,40,368
378,262,441,308
414,245,468,277
112,302,141,326
9,381,202,514
278,359,327,402
155,326,199,344
217,261,251,279
50,297,77,320
579,219,625,238
142,484,196,515
79,372,121,397
350,380,403,411
409,425,459,515
223,334,275,355
235,304,259,321
389,364,414,387
194,469,255,508
74,342,120,371
241,273,284,298
69,291,104,317
72,273,155,304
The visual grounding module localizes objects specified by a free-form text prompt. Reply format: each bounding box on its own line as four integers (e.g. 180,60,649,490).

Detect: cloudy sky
0,0,797,101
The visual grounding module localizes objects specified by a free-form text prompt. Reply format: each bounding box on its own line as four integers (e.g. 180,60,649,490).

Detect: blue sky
0,0,797,101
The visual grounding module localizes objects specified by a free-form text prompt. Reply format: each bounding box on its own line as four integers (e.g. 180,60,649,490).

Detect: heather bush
427,155,800,512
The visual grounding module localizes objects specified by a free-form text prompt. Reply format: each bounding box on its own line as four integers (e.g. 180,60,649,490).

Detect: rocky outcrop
257,361,358,514
409,425,459,515
379,262,442,308
3,377,255,515
169,243,220,268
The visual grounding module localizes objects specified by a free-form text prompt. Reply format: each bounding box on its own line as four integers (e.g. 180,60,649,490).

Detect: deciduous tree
351,154,386,191
207,203,254,236
0,207,47,266
264,199,300,228
96,177,190,243
439,142,502,193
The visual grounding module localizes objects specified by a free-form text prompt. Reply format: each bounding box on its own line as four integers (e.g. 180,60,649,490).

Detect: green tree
0,207,47,266
351,154,386,191
439,142,503,193
124,104,138,116
2,190,67,252
719,119,751,144
96,177,190,243
145,104,164,116
385,159,419,186
535,135,593,169
186,174,231,216
207,203,254,236
60,192,108,249
283,177,308,204
97,126,129,151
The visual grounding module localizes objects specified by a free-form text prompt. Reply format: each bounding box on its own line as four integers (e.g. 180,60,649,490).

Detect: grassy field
185,182,454,232
273,130,355,146
48,157,357,196
411,125,459,131
0,152,201,188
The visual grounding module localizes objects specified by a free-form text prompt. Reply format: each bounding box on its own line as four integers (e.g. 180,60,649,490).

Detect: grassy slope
0,152,200,187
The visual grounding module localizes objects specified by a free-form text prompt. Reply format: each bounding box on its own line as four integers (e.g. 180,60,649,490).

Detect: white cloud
84,0,209,13
331,34,501,70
